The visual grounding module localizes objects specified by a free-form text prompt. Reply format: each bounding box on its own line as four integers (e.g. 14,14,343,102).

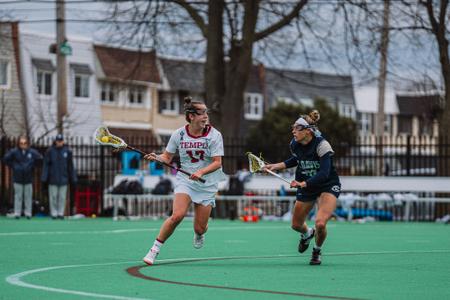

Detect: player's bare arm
190,156,222,181
144,151,174,165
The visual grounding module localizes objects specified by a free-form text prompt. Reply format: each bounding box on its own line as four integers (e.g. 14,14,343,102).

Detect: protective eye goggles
291,124,312,131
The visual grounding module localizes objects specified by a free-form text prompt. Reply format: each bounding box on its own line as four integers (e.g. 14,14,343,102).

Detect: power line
0,0,411,6
13,18,196,24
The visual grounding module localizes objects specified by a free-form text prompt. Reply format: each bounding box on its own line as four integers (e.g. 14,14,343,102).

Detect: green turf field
1,217,449,300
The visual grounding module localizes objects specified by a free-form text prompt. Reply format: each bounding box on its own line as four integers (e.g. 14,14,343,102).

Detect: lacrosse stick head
246,152,266,173
93,126,127,149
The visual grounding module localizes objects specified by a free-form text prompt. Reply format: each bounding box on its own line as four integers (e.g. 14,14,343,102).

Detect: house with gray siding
157,57,265,138
265,67,356,120
354,85,398,136
396,92,441,137
0,22,28,137
20,31,102,140
156,58,205,138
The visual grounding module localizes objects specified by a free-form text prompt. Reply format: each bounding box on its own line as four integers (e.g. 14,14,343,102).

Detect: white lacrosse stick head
93,126,127,149
247,152,266,173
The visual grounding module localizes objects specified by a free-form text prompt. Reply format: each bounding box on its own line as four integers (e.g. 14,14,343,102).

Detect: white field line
0,225,291,237
6,250,450,300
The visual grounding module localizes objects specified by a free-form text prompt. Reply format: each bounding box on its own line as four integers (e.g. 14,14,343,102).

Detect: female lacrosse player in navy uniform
265,110,341,265
142,97,225,265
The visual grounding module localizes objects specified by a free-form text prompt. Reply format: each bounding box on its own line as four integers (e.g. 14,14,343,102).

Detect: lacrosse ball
101,136,109,143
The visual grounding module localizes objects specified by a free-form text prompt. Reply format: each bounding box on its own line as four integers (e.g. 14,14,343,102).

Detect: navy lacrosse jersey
284,136,341,199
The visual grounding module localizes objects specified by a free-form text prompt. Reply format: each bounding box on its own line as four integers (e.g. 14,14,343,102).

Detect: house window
340,104,355,119
74,74,90,98
244,93,263,120
36,70,52,95
398,116,412,134
419,116,433,135
160,92,179,114
359,113,372,134
0,59,10,89
384,114,392,135
100,82,117,103
128,86,145,105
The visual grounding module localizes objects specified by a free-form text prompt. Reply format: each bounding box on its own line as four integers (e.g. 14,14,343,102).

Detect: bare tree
420,0,450,136
103,0,308,137
29,94,93,141
0,90,7,136
362,0,450,136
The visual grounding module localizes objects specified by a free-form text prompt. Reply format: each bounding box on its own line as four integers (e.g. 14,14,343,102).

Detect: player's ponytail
305,110,320,125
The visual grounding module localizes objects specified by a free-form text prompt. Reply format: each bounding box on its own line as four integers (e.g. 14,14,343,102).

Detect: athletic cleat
310,248,322,265
143,246,159,265
298,228,315,253
193,233,205,249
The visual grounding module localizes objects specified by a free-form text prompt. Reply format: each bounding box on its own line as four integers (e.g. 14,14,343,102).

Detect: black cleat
310,248,321,265
298,228,315,253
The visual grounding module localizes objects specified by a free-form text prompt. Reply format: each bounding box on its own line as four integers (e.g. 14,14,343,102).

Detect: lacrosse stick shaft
126,146,206,183
265,169,292,185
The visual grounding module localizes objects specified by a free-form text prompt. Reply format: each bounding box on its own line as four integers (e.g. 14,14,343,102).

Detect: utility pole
376,0,390,176
56,0,67,134
377,0,390,137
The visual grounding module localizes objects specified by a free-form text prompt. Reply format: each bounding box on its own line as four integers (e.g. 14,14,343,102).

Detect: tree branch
172,0,208,37
254,0,308,42
439,0,448,31
422,0,439,34
388,25,432,32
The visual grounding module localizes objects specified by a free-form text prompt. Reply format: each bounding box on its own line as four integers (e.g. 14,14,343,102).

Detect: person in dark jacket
41,134,77,219
3,136,43,219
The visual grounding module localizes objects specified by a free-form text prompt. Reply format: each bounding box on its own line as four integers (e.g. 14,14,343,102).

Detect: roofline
396,89,444,97
97,77,161,87
158,54,206,64
94,43,156,54
265,66,352,80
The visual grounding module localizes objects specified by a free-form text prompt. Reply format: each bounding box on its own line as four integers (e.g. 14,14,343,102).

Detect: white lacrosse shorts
174,175,217,207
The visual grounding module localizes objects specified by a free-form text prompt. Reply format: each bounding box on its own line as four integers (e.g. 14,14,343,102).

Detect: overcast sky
0,1,107,38
0,0,443,90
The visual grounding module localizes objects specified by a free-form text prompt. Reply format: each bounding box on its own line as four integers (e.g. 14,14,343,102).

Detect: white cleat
193,233,205,249
143,247,159,265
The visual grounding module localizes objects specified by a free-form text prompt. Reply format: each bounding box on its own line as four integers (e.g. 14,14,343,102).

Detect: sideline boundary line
0,225,290,237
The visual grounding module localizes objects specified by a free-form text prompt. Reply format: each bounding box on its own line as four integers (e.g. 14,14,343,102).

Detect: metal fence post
100,144,105,214
0,137,5,214
406,135,411,176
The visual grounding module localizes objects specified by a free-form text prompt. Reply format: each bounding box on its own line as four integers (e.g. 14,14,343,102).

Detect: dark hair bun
184,96,192,105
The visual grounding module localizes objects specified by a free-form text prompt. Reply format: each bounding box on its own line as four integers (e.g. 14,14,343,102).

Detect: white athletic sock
314,246,321,251
302,227,313,238
153,239,164,250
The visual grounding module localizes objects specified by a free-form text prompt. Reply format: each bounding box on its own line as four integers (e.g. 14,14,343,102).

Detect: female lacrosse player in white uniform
143,97,225,265
265,111,341,265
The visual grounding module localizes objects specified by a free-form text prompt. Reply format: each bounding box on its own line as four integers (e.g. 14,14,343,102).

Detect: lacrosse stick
246,152,291,185
94,126,205,183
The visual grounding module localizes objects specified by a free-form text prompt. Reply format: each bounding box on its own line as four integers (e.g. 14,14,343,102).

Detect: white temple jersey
166,125,226,186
